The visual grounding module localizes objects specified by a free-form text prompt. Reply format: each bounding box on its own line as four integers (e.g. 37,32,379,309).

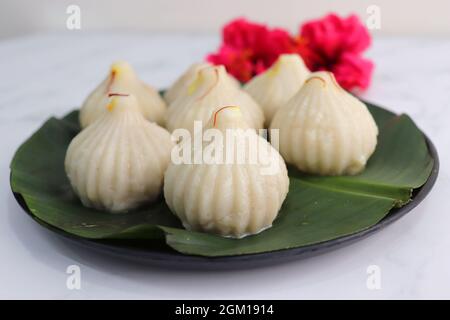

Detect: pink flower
207,18,305,82
222,18,268,52
300,13,373,91
207,46,254,82
206,14,374,90
332,52,374,91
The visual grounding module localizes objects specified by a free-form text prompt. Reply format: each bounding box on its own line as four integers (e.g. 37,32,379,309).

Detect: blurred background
1,0,450,39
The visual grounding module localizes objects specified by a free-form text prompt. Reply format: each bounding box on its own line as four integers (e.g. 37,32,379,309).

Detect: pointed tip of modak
277,53,306,65
198,65,227,79
198,64,228,80
268,53,309,76
105,93,139,114
304,71,342,90
105,61,139,93
191,61,212,71
110,60,134,77
187,65,229,97
210,105,247,129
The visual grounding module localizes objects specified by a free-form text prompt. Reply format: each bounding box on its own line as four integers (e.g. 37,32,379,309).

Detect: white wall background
1,0,450,39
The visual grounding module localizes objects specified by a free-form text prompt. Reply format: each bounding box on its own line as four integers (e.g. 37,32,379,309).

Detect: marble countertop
1,32,449,299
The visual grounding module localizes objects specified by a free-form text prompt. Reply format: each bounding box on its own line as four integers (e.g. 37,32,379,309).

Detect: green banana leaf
10,102,434,257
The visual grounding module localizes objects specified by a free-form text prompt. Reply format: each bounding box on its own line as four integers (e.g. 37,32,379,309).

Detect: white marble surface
0,32,449,299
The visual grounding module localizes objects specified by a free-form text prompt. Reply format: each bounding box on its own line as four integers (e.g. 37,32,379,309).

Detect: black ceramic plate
11,135,439,270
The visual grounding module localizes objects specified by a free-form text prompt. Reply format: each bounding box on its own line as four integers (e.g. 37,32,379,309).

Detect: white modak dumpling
65,94,174,213
164,106,289,238
166,65,264,133
270,71,378,176
163,62,211,105
163,62,240,105
244,54,310,126
79,61,166,128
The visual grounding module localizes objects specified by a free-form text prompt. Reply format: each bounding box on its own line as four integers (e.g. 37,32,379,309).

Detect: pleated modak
244,54,310,126
164,106,289,238
165,65,264,134
164,62,240,105
270,71,378,175
79,61,166,128
65,94,174,213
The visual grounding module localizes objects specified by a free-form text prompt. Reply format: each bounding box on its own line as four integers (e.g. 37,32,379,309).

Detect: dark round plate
11,135,439,270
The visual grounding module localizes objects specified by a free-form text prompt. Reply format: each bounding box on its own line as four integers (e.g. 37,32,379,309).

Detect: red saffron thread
213,106,239,127
196,68,219,101
305,76,326,87
106,70,116,93
108,93,129,97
